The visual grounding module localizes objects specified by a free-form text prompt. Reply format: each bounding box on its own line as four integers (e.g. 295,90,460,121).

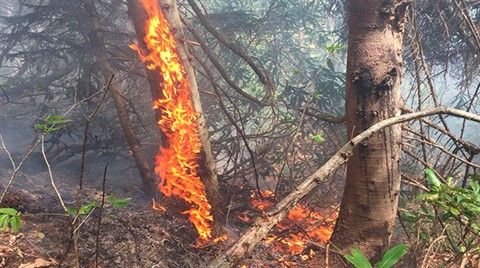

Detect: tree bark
127,0,223,238
207,106,480,268
82,0,156,196
330,0,410,261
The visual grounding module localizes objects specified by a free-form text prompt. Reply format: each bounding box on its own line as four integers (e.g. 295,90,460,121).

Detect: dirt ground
0,151,347,268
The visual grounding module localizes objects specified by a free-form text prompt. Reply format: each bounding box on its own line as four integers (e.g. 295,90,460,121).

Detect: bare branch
208,106,480,268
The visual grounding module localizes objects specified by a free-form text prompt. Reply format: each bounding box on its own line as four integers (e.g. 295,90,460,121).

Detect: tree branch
208,106,480,268
182,18,265,107
185,0,275,103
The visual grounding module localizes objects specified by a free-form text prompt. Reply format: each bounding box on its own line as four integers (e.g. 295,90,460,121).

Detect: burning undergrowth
230,188,339,267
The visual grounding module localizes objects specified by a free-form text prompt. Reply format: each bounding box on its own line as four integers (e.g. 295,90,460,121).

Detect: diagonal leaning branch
208,106,480,268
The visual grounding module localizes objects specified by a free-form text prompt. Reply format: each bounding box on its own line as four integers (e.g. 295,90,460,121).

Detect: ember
130,0,215,241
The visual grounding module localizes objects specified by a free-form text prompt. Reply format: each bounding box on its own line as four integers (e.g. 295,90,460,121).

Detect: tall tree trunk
127,0,223,238
82,0,156,196
330,0,409,261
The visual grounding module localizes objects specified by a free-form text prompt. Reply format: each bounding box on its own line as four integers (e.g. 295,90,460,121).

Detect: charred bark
81,0,156,196
330,0,409,261
127,0,223,238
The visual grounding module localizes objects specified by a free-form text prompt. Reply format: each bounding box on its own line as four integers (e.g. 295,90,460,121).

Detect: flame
237,213,252,222
151,198,166,213
131,0,214,241
243,190,338,264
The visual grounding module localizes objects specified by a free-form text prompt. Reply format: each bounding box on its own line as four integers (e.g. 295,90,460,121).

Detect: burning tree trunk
329,0,409,262
127,0,223,241
82,0,156,196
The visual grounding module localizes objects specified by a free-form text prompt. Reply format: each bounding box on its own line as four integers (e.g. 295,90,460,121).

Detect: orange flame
151,198,166,213
131,0,214,241
247,190,337,263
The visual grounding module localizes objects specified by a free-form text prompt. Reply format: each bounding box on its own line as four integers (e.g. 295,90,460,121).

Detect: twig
191,52,263,199
420,235,446,268
95,162,109,268
208,107,480,268
403,129,480,168
186,0,271,88
182,17,265,106
307,205,340,232
63,75,111,268
0,137,40,205
0,78,112,206
77,75,111,205
401,107,480,155
402,146,445,181
287,105,345,124
0,85,9,103
396,209,416,264
274,94,314,203
325,243,330,268
40,135,67,212
401,173,430,192
41,132,78,268
0,134,16,169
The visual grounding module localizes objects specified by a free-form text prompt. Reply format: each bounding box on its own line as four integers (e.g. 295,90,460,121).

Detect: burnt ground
0,152,216,268
0,151,346,268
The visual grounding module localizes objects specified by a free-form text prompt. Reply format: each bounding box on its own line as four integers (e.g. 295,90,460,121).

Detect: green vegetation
34,114,72,134
344,244,408,268
0,208,21,233
413,169,480,254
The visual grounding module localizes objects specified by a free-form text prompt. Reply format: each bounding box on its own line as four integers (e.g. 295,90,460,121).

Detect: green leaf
0,215,9,231
470,182,479,195
107,193,132,209
67,201,98,215
312,134,325,143
66,207,77,215
456,195,466,202
344,248,373,268
44,115,72,125
424,169,441,188
401,211,418,223
0,208,19,216
34,114,72,134
449,207,460,216
377,244,408,268
1,215,9,232
420,233,430,241
323,44,346,52
323,45,336,52
416,193,439,201
466,204,480,214
78,201,98,214
10,215,21,233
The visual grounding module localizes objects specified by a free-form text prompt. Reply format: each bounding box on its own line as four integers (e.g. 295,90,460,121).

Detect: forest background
0,0,479,267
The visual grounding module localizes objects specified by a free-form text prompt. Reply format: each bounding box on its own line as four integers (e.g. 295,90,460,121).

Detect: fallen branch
207,106,480,268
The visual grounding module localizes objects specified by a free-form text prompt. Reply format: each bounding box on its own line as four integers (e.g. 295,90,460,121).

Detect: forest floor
0,153,347,268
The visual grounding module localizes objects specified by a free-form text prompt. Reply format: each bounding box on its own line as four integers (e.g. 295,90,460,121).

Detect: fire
131,0,214,241
151,198,166,212
241,190,338,265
